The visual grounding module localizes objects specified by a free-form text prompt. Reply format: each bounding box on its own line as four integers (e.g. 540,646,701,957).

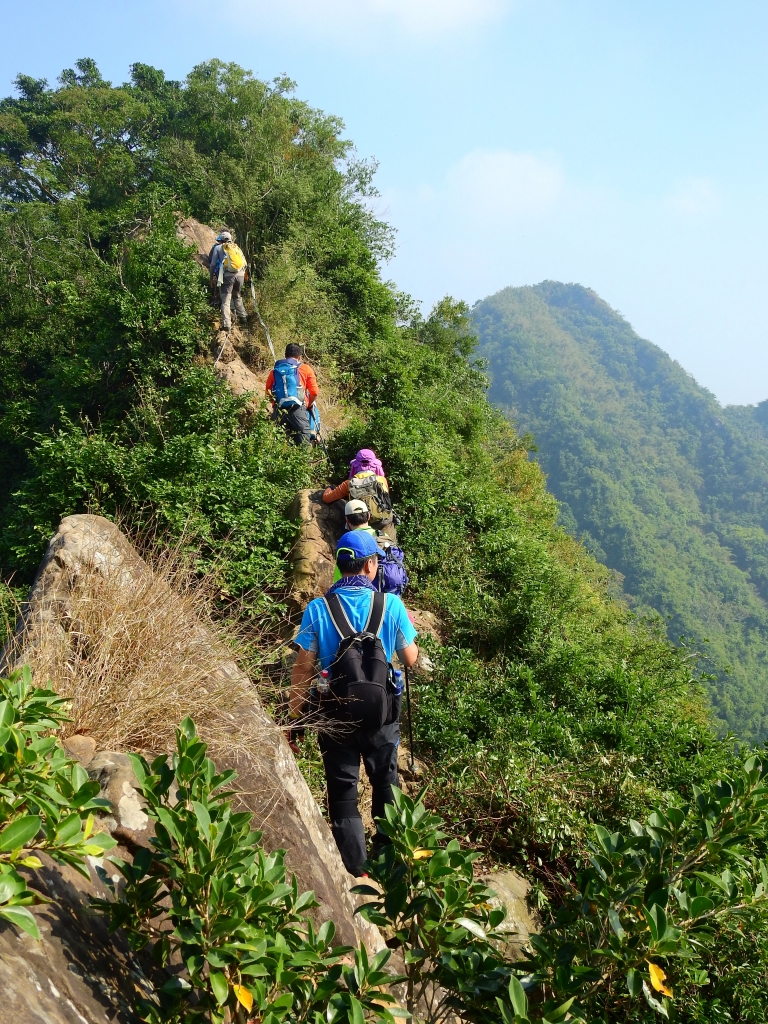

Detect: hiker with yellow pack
208,230,248,332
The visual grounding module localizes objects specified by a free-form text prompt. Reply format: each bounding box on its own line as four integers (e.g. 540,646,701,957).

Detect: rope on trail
249,271,276,362
213,337,227,368
245,259,327,454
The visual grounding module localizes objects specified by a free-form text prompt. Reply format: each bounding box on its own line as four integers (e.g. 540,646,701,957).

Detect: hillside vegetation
0,59,765,1020
475,282,768,742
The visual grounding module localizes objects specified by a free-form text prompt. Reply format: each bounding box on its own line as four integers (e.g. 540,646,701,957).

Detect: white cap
344,499,369,516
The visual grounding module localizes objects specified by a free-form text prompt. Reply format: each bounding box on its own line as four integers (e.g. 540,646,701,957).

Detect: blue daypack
377,545,409,595
272,359,303,409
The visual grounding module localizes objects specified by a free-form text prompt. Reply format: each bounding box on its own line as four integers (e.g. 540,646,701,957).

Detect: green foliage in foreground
359,780,768,1024
83,716,768,1024
474,282,768,742
96,717,404,1024
0,668,116,938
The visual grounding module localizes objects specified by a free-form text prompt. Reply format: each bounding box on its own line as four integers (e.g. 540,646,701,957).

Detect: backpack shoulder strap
365,592,386,637
323,593,357,640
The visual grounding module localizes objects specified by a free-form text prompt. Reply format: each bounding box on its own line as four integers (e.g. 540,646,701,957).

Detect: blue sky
2,0,767,405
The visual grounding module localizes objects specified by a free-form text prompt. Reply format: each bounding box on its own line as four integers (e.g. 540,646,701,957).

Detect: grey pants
272,404,313,445
319,720,400,876
219,271,246,330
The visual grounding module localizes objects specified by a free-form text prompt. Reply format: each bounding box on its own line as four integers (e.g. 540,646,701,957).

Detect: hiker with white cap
333,499,409,595
208,230,248,332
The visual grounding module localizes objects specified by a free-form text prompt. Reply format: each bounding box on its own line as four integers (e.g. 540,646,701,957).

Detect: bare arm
289,647,317,718
398,641,419,668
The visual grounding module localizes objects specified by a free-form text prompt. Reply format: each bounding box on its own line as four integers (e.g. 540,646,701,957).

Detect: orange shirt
322,480,350,504
322,474,390,505
265,362,319,407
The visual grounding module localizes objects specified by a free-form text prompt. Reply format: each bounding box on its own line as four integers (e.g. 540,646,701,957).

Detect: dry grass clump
4,532,288,757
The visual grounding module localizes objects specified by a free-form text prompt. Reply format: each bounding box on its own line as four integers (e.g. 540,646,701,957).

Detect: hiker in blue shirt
290,530,418,876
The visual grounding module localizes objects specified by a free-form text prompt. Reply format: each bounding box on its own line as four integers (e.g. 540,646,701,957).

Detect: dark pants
319,720,400,876
273,405,312,445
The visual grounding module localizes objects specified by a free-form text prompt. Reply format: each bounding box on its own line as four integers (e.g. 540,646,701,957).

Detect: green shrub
0,666,116,939
95,716,405,1024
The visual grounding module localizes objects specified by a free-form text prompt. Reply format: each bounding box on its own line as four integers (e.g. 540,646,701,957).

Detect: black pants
319,720,400,877
273,405,312,445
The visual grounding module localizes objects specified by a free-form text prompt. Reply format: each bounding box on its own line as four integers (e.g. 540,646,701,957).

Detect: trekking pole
249,266,276,361
404,664,415,772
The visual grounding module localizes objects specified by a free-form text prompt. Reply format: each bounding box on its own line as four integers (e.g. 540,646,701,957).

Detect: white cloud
444,149,565,224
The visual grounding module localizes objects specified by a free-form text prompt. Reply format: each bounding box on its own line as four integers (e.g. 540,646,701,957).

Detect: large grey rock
5,516,383,969
0,852,148,1023
289,489,346,607
176,215,217,269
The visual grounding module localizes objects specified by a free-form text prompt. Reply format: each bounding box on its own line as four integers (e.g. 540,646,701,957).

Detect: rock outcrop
289,488,347,607
176,215,217,269
176,214,269,402
479,871,540,959
0,851,151,1024
213,335,266,401
1,514,384,1021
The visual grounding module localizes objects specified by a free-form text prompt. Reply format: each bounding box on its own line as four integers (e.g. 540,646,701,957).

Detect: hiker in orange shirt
323,449,398,541
265,344,319,445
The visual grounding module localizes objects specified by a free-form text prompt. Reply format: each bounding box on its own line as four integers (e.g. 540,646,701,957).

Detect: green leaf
349,995,365,1024
627,968,642,997
544,996,575,1022
55,813,83,844
161,976,193,993
179,716,197,740
0,869,27,903
608,907,625,939
192,800,211,838
210,970,228,1005
455,916,487,940
0,701,13,729
688,896,715,919
647,904,667,944
508,975,528,1017
0,815,41,852
0,905,40,940
84,831,117,853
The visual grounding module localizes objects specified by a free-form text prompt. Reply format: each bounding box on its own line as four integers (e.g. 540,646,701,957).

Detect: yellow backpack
221,242,246,273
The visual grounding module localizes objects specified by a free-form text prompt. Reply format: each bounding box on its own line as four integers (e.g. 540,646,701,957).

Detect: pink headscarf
349,448,385,478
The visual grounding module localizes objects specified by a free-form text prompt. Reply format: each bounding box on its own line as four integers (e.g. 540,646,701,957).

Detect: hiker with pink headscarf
322,448,397,539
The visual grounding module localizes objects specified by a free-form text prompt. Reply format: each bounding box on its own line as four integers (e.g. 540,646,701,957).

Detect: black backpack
322,592,398,730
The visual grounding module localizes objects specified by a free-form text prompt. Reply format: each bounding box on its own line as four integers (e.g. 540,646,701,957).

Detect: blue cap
335,530,385,568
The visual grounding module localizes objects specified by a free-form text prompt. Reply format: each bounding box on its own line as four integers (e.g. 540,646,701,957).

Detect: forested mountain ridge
474,281,768,741
3,59,768,1019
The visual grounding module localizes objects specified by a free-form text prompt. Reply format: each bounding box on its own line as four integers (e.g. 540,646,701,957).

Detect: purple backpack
377,545,409,595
